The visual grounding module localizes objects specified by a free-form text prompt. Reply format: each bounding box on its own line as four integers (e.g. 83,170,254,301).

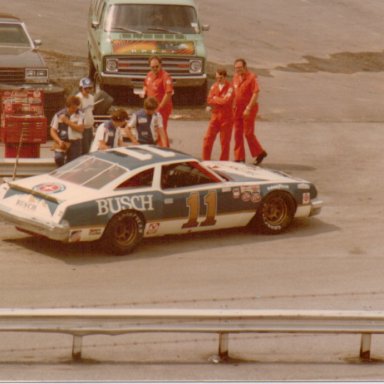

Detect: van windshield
105,4,199,34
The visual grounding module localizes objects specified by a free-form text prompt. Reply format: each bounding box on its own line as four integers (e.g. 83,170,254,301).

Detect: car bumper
295,198,323,218
100,73,207,88
0,207,70,242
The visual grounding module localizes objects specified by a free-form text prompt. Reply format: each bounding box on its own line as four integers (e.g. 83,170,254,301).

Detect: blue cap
79,77,94,88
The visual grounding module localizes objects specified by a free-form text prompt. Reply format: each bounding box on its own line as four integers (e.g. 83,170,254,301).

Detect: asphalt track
1,0,384,381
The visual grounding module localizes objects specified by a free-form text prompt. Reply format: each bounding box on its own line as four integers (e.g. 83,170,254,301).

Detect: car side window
116,168,154,189
161,162,217,189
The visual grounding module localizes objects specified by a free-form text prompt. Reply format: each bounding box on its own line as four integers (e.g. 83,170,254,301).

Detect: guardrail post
360,333,372,361
218,332,229,361
72,335,83,361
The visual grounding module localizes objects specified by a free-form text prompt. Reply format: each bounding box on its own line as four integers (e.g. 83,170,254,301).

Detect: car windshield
105,4,199,34
0,23,31,47
50,156,127,189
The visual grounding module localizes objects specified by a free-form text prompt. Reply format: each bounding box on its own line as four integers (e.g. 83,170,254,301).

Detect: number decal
182,191,217,229
201,190,217,226
182,192,199,228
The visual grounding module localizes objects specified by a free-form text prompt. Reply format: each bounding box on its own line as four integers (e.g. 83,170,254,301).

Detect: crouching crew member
124,97,167,147
90,108,128,152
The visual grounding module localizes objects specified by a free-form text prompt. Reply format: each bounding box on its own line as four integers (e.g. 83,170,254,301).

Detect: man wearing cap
77,77,95,154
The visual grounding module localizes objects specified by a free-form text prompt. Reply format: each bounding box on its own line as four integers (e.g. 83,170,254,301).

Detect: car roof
91,145,197,170
0,13,22,23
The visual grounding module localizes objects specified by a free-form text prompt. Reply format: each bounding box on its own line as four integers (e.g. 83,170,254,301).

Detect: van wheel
101,211,145,255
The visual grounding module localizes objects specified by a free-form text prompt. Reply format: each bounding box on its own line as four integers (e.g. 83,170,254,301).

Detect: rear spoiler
6,181,62,204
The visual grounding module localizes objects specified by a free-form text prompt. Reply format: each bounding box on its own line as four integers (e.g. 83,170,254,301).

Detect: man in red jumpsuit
143,56,173,147
233,58,267,165
202,68,234,161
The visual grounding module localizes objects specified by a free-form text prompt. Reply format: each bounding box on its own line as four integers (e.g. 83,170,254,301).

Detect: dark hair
144,97,159,111
234,58,247,68
111,108,128,122
148,55,162,65
216,67,227,77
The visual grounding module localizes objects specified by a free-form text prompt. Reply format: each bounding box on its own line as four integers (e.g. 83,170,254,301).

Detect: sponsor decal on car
232,187,241,199
89,228,103,236
241,192,252,202
302,192,311,204
251,193,261,203
33,183,66,194
146,222,160,235
96,194,154,216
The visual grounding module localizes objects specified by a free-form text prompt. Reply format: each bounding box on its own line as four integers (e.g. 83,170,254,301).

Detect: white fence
1,308,384,362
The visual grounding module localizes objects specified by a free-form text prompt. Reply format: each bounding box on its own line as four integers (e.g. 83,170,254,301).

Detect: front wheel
101,211,145,255
252,191,296,234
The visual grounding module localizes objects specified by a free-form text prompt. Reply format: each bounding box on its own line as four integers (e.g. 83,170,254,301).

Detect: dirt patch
275,51,384,74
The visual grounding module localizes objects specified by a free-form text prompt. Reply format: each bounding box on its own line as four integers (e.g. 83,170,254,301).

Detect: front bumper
295,198,323,218
100,72,207,88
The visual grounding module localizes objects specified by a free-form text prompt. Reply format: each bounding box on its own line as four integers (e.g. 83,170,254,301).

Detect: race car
0,145,322,255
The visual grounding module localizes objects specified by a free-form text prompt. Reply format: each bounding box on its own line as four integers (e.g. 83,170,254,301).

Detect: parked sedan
0,146,322,255
0,13,64,122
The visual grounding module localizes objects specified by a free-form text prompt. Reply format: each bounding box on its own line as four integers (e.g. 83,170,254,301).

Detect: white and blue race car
0,145,322,255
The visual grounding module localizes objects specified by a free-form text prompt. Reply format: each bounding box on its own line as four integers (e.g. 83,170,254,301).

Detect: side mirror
201,24,210,32
33,39,42,47
91,21,100,29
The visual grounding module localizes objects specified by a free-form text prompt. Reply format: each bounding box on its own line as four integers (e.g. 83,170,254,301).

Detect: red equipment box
0,115,47,143
0,89,47,158
4,143,41,158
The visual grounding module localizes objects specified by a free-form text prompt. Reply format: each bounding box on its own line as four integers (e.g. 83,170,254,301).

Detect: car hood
203,161,306,184
0,46,46,67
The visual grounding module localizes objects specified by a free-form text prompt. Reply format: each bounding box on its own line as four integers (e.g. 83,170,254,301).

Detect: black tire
101,211,145,255
253,191,296,234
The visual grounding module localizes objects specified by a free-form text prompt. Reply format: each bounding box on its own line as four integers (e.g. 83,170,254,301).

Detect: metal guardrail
0,308,383,362
0,157,56,178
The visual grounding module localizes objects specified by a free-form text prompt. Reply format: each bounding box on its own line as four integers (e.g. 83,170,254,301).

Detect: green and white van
88,0,209,104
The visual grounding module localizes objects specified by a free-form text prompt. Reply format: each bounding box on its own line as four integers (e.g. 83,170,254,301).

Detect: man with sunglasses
142,56,173,147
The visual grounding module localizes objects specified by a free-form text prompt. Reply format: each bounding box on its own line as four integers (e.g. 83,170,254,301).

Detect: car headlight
25,68,48,83
190,60,203,74
106,58,119,73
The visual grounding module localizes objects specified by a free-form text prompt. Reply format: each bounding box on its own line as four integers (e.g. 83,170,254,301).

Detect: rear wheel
101,211,145,255
253,191,296,234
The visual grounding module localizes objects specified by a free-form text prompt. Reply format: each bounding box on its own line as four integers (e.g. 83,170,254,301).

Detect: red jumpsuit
144,69,173,147
233,70,265,161
202,80,234,160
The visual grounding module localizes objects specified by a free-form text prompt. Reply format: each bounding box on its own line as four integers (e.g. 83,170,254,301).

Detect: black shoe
253,151,267,165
